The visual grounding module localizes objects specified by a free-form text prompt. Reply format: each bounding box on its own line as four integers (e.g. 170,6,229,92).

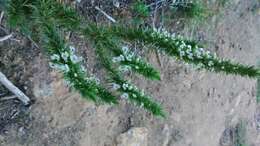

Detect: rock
116,127,148,146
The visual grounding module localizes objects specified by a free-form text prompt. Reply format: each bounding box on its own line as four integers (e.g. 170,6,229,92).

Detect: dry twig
0,71,30,105
95,6,117,23
0,33,13,42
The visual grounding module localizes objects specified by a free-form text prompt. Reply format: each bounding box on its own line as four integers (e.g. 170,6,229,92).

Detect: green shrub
1,0,259,117
171,0,209,21
131,0,150,25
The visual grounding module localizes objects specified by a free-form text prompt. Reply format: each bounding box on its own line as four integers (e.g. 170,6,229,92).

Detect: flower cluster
48,45,101,86
111,26,260,78
43,24,118,103
111,81,139,98
112,46,160,80
110,79,160,111
49,46,83,72
112,46,137,72
152,28,178,39
120,82,139,100
151,28,220,69
49,62,70,72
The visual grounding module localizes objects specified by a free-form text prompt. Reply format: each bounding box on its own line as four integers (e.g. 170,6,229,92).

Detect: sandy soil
0,0,260,146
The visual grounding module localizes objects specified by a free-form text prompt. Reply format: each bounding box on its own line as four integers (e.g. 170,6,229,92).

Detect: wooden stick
95,6,116,23
0,72,30,105
0,33,13,42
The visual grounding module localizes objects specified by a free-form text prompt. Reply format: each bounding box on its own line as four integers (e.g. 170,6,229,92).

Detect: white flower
69,46,76,53
213,53,217,59
186,48,192,54
171,33,176,38
151,32,156,37
57,64,70,72
141,89,145,96
122,83,129,90
187,53,193,60
179,51,185,57
126,52,135,61
208,61,214,67
128,85,133,90
136,57,141,62
195,49,202,58
195,63,204,69
112,57,119,63
125,55,133,61
180,44,186,49
49,62,56,68
50,54,60,61
111,83,120,90
64,64,70,72
187,45,192,50
81,65,86,72
120,93,129,99
61,52,69,62
95,78,100,84
112,55,125,63
119,65,131,72
205,51,211,58
119,55,125,61
140,103,144,108
49,62,70,73
70,54,81,63
122,46,129,54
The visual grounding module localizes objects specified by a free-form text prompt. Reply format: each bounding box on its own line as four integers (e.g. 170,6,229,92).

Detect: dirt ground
0,0,260,146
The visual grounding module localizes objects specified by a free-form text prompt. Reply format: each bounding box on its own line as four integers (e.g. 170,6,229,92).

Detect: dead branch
0,71,30,105
0,33,13,42
95,6,116,23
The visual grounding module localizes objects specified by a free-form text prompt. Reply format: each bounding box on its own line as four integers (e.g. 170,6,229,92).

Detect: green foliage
171,0,209,21
42,23,117,104
6,0,34,34
33,0,80,30
83,24,164,116
2,0,260,117
131,0,149,25
93,41,165,117
112,46,161,80
108,26,260,78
